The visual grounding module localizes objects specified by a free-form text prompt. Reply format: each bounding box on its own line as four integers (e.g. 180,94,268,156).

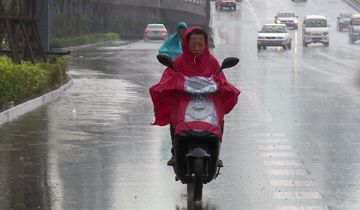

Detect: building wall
50,0,209,40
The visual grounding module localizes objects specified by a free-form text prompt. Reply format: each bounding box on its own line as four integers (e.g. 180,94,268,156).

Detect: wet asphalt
1,0,360,209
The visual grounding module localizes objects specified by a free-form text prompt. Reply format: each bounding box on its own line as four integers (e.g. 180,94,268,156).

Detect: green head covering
177,21,188,30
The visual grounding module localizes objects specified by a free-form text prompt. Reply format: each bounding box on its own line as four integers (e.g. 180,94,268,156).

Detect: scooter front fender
186,148,210,159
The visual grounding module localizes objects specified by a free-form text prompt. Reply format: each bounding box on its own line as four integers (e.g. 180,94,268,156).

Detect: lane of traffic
212,0,360,209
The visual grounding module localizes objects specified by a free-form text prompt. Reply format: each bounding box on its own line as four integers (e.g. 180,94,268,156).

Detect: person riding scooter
159,21,188,60
150,26,240,165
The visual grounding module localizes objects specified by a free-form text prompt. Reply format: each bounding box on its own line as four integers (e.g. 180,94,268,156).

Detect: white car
302,15,329,47
275,11,299,29
257,24,292,50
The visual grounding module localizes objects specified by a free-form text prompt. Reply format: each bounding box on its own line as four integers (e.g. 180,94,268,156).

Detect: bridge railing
113,0,209,15
184,0,207,6
343,0,360,11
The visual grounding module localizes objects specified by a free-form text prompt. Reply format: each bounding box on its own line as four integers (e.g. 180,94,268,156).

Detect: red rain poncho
149,26,240,139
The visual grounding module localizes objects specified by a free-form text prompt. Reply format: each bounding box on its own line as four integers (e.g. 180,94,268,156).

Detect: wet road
1,0,360,209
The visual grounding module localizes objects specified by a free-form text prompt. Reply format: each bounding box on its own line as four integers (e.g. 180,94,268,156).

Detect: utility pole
34,0,49,51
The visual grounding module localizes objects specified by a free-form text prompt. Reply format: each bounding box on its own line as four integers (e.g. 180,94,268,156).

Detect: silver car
257,24,292,50
143,24,168,41
337,12,356,31
275,12,299,29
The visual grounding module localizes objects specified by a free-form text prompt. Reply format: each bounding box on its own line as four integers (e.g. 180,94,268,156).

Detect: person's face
178,28,186,38
188,34,206,55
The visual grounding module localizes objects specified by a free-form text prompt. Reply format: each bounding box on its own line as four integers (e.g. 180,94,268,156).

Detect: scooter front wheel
188,158,203,201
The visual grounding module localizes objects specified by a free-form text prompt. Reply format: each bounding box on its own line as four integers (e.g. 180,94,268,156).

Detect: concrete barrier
0,78,73,126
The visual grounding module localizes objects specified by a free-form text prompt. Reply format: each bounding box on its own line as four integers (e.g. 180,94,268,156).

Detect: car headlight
305,32,311,36
258,36,265,39
323,32,329,35
294,19,298,23
276,20,282,24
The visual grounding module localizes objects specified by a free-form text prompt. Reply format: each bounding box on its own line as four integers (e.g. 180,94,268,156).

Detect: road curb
0,78,73,126
52,39,134,52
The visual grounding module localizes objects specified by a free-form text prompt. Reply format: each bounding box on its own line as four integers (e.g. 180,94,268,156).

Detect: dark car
348,14,360,43
274,11,299,29
215,0,236,10
337,13,355,31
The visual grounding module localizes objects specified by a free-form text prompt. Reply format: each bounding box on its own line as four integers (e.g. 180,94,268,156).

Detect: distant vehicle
302,15,329,47
274,11,299,29
215,0,236,10
144,24,168,41
337,13,356,31
348,14,360,43
257,24,292,50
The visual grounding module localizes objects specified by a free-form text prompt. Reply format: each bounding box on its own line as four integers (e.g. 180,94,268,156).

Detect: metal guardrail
343,0,360,11
184,0,207,6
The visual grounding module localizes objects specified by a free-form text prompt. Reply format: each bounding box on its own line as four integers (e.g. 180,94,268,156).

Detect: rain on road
1,0,360,209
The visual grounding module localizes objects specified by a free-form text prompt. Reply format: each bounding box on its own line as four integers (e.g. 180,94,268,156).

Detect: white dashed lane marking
260,152,298,158
258,145,294,151
264,160,303,167
270,180,315,187
256,133,328,209
267,169,309,176
274,192,322,200
256,139,290,144
276,205,328,210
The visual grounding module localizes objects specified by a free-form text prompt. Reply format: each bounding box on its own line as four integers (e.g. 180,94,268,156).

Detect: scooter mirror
157,54,173,69
220,57,239,70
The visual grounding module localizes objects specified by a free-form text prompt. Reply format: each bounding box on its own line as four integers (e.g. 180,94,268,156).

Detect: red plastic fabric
149,26,240,139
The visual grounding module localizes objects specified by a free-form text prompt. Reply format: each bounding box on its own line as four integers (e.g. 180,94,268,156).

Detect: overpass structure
35,0,211,50
96,0,211,37
1,0,211,57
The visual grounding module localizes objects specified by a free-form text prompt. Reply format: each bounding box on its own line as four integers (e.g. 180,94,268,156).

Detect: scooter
157,54,239,201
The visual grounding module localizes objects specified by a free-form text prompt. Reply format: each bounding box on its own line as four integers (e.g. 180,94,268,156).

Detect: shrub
50,32,119,48
0,56,68,111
